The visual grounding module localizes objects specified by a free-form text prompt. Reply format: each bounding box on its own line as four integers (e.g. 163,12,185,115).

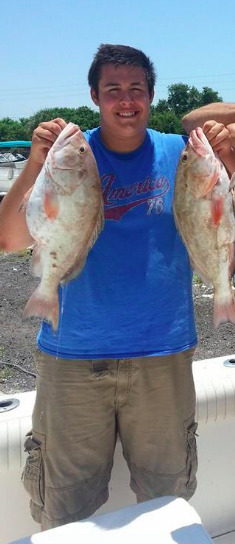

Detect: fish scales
23,122,104,330
173,126,235,328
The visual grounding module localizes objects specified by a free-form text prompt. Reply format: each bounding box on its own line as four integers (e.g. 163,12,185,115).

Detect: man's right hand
30,118,67,165
227,124,235,149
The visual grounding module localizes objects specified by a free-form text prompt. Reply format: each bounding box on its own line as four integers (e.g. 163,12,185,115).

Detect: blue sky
1,0,235,120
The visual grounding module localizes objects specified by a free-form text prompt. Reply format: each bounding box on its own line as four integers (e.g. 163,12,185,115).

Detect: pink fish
174,127,235,328
23,122,104,330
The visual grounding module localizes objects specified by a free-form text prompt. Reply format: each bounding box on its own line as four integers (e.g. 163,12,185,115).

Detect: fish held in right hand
23,122,104,330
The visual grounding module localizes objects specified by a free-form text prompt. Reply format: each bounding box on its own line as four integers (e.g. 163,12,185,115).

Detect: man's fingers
32,135,55,149
37,119,66,139
51,117,67,130
203,120,225,137
33,128,58,145
209,130,229,146
30,118,67,164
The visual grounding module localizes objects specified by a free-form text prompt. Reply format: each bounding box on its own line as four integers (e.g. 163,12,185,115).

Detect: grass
0,366,13,381
0,248,32,258
0,347,13,381
193,273,203,285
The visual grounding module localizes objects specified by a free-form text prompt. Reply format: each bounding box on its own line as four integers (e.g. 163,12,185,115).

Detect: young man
0,44,234,531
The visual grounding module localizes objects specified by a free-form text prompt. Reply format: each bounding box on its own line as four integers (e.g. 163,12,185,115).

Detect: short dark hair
88,43,156,97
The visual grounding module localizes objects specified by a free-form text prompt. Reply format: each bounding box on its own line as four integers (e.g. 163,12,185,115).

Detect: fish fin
231,188,235,216
18,186,34,213
30,245,43,278
191,263,212,287
174,209,211,285
88,204,105,247
229,172,235,191
195,161,221,199
43,189,60,219
213,291,235,328
61,248,88,283
23,285,59,331
211,194,224,226
62,204,104,284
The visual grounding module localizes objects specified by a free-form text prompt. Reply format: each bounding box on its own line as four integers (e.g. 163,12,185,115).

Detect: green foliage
0,117,29,141
156,83,222,118
193,273,203,285
149,107,182,133
0,107,100,141
150,83,223,134
200,86,223,106
24,106,100,137
0,83,223,140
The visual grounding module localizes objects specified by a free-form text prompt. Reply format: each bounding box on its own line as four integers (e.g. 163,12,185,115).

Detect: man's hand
202,120,235,176
227,123,235,148
30,118,67,165
202,120,231,159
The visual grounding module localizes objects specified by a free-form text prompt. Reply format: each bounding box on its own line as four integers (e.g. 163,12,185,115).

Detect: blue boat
0,140,31,148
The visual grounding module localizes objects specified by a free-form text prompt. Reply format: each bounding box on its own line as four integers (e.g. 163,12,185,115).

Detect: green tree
167,83,191,116
24,107,100,138
154,99,170,113
149,108,182,133
200,86,222,106
0,117,29,141
164,83,222,116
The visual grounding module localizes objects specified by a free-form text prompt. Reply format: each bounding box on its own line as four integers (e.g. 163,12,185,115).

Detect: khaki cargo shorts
22,347,197,530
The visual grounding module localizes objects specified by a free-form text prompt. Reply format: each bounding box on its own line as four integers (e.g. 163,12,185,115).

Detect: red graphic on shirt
101,173,170,220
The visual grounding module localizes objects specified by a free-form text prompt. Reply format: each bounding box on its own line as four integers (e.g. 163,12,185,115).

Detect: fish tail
213,291,235,328
23,285,59,331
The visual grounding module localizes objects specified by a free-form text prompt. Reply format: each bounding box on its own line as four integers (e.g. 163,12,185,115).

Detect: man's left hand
202,120,231,158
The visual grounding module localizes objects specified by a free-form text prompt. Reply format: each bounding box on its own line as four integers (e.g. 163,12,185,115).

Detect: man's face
90,64,154,143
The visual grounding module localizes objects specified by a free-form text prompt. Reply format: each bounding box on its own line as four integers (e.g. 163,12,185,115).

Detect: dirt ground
1,251,235,395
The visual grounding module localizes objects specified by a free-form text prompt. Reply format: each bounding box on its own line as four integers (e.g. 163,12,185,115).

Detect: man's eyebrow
103,80,145,88
103,82,121,88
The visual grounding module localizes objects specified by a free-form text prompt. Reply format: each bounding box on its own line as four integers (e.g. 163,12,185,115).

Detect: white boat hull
1,354,235,543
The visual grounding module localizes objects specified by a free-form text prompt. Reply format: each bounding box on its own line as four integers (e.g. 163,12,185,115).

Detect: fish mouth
57,123,81,144
188,127,220,197
189,127,212,157
53,123,85,152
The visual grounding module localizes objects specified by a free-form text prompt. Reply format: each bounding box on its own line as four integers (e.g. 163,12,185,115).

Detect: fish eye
79,145,86,153
181,153,188,163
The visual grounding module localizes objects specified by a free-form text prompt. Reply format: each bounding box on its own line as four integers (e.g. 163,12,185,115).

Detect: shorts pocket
21,430,45,508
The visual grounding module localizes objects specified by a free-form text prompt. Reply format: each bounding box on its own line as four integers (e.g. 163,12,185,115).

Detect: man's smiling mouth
117,112,137,117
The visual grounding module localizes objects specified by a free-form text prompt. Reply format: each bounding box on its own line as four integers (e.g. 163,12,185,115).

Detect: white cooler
7,496,213,544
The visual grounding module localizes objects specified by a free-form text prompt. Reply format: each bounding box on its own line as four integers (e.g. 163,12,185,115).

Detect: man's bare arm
0,118,66,252
182,103,235,134
0,159,42,251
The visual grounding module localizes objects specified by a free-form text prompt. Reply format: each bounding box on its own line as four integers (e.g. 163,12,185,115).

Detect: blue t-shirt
37,127,197,359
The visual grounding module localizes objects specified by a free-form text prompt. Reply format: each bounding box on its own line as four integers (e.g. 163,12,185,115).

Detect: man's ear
90,88,99,107
150,90,154,104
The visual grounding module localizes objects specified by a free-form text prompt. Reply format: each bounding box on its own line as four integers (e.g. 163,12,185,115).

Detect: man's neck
99,128,147,153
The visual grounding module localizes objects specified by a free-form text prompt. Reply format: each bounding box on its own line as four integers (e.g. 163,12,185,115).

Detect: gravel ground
0,251,235,394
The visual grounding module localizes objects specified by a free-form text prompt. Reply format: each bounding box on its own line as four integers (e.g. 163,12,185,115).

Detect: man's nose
119,91,133,104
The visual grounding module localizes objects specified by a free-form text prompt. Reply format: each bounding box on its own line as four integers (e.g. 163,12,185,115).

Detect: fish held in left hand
173,126,235,328
23,122,104,330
